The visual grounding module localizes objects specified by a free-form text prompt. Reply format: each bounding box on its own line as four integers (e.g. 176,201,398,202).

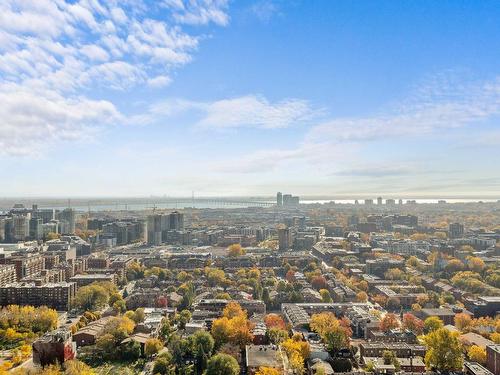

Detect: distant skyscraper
29,217,43,240
147,214,165,245
449,222,464,239
12,215,29,241
282,194,300,207
276,192,283,207
58,208,75,234
278,227,291,251
386,199,396,205
33,208,55,224
365,199,374,205
169,211,184,231
147,211,184,245
377,197,383,205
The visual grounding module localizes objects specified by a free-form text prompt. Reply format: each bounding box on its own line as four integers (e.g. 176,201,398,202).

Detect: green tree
120,341,141,361
382,350,400,372
189,330,215,357
73,283,109,311
113,300,126,314
152,352,176,375
205,353,240,375
319,289,332,302
177,309,192,329
267,327,289,344
424,328,463,372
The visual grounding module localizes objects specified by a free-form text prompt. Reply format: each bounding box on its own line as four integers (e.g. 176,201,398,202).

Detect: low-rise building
486,344,500,375
32,329,75,367
0,264,16,286
245,345,286,375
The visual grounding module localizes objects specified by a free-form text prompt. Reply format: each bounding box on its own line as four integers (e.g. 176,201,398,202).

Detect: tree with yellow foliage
227,243,246,257
255,366,282,375
310,313,350,351
423,328,463,372
468,345,486,364
211,317,231,346
467,256,485,273
223,301,246,319
454,313,472,332
228,314,254,349
490,332,500,344
64,359,97,375
282,336,310,374
211,302,254,349
145,338,164,357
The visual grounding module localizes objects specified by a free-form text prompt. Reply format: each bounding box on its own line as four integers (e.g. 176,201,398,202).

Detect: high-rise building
377,197,383,205
33,209,55,224
282,194,300,207
449,222,464,239
29,217,43,240
57,209,75,234
386,199,396,205
147,212,182,245
12,215,29,242
102,220,145,246
278,227,292,251
276,192,283,207
169,211,184,231
364,199,374,205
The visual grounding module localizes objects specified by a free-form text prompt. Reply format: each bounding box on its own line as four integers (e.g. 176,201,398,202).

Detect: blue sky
1,0,499,197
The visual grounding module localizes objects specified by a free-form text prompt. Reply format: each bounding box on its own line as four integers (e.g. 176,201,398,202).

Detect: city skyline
1,1,500,197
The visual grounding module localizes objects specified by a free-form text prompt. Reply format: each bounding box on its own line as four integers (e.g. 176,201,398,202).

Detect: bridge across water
31,198,275,211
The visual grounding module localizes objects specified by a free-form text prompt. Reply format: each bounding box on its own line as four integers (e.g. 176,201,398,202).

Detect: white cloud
80,44,110,61
197,96,314,129
147,75,172,88
0,0,229,156
0,83,120,156
163,0,230,26
147,95,317,129
249,1,279,22
307,75,500,143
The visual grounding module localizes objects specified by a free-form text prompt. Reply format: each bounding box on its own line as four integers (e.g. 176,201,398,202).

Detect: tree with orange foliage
372,294,388,307
339,317,353,338
402,313,424,334
229,314,254,349
454,313,472,332
264,314,286,330
356,291,368,302
379,313,400,332
311,276,328,290
285,270,296,282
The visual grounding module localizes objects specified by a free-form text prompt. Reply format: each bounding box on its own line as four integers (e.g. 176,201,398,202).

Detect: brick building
0,282,77,310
